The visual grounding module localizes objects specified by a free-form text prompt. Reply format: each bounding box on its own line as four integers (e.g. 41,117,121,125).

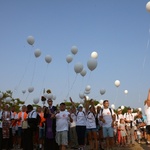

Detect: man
99,100,115,150
54,102,73,150
144,89,150,144
22,104,37,150
44,99,58,150
17,105,28,149
124,107,135,147
37,106,45,150
0,106,3,150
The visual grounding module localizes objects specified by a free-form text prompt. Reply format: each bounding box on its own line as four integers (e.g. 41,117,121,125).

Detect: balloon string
86,71,91,85
80,77,84,92
66,74,77,99
67,64,70,94
30,59,36,86
39,64,49,97
25,92,30,102
114,88,118,105
138,26,150,103
13,47,32,95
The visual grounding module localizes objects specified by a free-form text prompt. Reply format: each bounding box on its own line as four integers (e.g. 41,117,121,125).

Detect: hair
103,100,109,104
120,118,124,123
27,104,33,111
60,102,66,106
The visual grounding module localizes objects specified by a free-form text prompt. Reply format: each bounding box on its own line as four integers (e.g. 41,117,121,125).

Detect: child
119,119,127,146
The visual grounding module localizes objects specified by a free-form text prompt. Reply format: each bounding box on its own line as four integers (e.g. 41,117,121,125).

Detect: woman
85,100,98,150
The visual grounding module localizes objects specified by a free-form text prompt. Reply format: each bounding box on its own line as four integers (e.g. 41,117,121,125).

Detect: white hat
118,108,122,111
78,104,83,108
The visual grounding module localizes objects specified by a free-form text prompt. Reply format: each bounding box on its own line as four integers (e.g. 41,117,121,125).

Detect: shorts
86,128,97,133
56,130,68,146
146,125,150,134
39,128,45,139
18,127,22,136
102,127,114,138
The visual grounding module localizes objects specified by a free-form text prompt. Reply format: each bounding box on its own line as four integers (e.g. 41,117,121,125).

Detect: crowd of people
0,91,150,150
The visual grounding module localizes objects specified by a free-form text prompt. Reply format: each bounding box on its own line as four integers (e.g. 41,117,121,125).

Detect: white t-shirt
86,111,96,129
28,110,37,118
124,113,135,127
99,108,114,128
55,111,70,132
70,113,77,128
76,111,86,126
144,104,150,125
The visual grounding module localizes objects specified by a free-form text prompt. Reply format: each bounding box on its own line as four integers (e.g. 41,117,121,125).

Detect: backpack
28,111,41,129
31,111,41,127
100,108,112,116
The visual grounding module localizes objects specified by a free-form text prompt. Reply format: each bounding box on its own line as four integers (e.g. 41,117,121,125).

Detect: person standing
99,100,115,150
85,100,98,150
37,106,45,150
22,104,37,150
144,89,150,144
54,102,73,150
44,99,58,150
124,107,135,147
2,104,12,150
0,106,3,150
17,105,28,149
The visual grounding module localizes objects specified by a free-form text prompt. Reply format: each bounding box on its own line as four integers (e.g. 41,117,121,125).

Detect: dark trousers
44,138,59,150
76,126,86,146
2,128,13,150
0,128,2,150
22,128,34,150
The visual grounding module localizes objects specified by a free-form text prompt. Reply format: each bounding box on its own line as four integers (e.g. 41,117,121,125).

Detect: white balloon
79,93,84,99
86,96,90,100
91,51,98,59
80,69,87,77
114,80,120,87
124,90,128,94
52,95,56,100
85,85,91,91
84,90,90,95
5,97,12,102
66,54,73,63
121,105,124,110
111,104,115,109
100,89,106,95
28,87,34,93
27,36,35,45
0,93,3,98
99,99,103,105
146,1,150,12
74,62,83,73
43,93,48,99
71,46,78,55
14,100,18,103
87,58,98,71
45,55,52,64
47,93,53,99
33,98,39,104
34,49,41,58
138,107,142,111
22,90,26,94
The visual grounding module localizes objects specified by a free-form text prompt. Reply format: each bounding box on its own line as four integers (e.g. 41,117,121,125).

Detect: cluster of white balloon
21,36,53,104
66,46,99,100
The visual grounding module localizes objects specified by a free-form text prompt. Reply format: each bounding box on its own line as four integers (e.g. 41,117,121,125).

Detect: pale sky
0,0,150,110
